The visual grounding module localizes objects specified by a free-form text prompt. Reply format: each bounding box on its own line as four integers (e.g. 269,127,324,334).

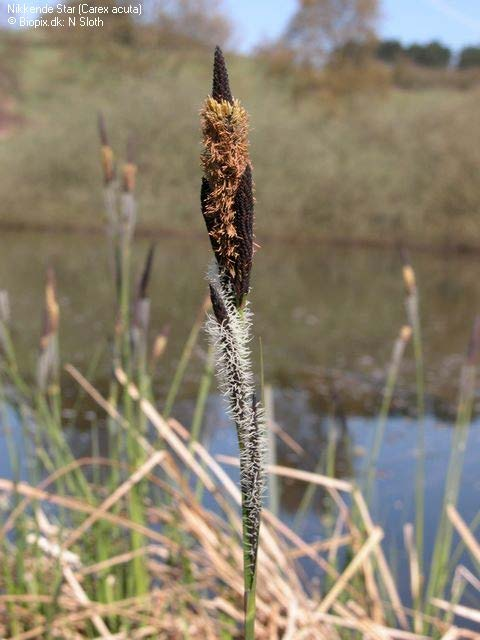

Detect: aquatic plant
37,267,60,394
201,46,264,638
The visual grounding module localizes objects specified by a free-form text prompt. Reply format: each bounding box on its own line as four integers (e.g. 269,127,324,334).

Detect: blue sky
224,0,480,52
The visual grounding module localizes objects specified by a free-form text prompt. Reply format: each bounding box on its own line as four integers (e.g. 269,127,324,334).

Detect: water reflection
1,230,480,598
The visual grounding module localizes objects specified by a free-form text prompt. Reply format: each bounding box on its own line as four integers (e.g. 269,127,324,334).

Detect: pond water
1,230,479,606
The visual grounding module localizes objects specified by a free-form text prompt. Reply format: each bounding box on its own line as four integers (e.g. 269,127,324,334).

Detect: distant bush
392,59,480,91
322,41,391,98
458,46,480,69
375,39,403,64
48,0,231,58
282,0,379,67
405,41,451,68
0,30,25,97
153,0,231,50
375,39,451,69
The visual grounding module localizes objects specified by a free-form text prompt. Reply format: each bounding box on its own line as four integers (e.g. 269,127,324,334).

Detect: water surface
1,230,479,605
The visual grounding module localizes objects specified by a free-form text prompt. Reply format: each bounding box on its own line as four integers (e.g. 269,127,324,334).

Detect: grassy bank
2,38,480,245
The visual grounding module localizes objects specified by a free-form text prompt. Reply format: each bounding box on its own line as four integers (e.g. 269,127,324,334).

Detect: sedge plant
200,47,265,639
402,256,426,586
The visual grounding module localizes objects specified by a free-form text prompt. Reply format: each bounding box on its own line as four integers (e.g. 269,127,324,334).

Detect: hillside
2,37,480,247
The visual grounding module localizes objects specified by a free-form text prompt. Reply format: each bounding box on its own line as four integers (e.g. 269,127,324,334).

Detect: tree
405,41,451,68
458,46,480,69
376,39,403,64
153,0,231,49
282,0,379,66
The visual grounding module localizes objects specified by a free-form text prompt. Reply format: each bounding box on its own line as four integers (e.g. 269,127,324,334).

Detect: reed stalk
402,257,426,586
364,325,411,503
97,115,150,601
425,317,479,624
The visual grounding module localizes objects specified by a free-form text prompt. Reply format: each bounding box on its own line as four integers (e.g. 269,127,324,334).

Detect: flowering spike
201,48,255,305
212,46,233,104
201,51,264,634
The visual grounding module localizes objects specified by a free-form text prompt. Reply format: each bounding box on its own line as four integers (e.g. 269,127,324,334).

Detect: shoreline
1,219,480,257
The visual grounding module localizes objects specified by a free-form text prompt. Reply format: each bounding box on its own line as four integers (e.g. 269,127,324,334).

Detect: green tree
283,0,379,66
153,0,231,49
376,39,403,63
458,46,480,69
406,41,451,68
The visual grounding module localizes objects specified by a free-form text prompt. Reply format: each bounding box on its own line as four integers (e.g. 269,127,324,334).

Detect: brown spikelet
122,163,137,194
122,135,137,193
151,324,170,365
201,49,255,306
101,146,115,185
201,177,220,260
41,268,59,350
98,113,115,184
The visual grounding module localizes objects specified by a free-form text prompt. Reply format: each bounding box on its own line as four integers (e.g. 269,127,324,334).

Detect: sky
224,0,480,53
11,0,480,52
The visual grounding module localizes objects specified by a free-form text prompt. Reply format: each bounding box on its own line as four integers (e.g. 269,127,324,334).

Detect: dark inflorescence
201,47,255,309
212,46,233,104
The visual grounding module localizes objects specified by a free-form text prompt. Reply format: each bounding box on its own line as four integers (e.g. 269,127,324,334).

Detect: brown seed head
122,162,137,194
41,268,59,350
402,264,416,295
98,114,115,184
400,325,412,343
152,333,168,363
101,145,115,184
201,49,255,307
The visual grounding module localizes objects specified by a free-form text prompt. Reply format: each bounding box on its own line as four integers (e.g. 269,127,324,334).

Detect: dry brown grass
0,365,478,638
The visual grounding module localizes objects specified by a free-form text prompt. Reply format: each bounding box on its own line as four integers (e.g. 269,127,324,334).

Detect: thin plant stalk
364,325,412,503
403,259,426,581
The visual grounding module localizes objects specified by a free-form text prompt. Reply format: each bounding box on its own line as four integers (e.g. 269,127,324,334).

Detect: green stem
425,364,475,621
412,311,425,579
244,568,257,640
365,329,408,504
